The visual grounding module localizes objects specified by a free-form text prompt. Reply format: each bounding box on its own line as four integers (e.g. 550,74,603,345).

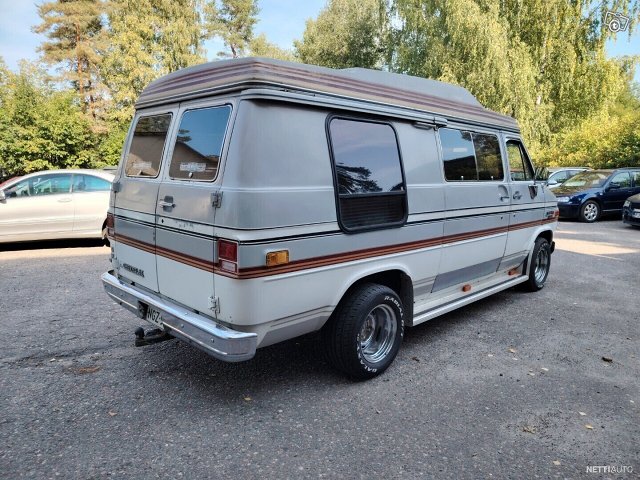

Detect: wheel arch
328,267,414,326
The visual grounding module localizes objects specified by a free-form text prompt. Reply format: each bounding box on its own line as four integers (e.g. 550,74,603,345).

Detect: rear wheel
580,200,600,223
522,237,551,292
322,283,404,380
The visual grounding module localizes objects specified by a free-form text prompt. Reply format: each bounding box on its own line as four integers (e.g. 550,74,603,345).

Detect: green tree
390,0,639,154
205,0,259,58
0,61,98,176
540,82,640,168
103,0,207,123
295,0,388,69
33,0,108,119
249,33,296,61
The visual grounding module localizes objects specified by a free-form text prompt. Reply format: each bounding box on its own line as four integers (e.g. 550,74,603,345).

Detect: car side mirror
0,190,5,202
608,182,620,190
547,179,558,186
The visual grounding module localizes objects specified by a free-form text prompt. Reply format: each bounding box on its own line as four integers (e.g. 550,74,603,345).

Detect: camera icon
605,11,630,33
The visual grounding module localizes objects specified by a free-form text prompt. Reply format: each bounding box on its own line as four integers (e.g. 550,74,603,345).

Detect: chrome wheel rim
358,304,397,364
534,246,549,285
583,203,598,221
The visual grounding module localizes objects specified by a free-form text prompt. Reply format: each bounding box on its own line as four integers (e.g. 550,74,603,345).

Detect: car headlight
556,197,570,203
624,200,631,208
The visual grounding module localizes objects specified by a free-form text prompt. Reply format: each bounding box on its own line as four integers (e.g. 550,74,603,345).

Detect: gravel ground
1,221,639,479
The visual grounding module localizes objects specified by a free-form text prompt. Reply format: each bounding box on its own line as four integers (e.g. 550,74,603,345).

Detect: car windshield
562,171,609,188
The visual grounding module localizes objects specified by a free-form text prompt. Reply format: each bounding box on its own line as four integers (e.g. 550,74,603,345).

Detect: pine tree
205,0,259,58
33,0,107,120
102,0,207,124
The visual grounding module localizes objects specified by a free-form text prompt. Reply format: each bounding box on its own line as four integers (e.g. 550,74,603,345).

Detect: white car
547,167,590,189
0,169,114,244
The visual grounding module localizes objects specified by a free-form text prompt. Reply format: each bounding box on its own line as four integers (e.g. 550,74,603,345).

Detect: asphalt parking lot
1,220,639,479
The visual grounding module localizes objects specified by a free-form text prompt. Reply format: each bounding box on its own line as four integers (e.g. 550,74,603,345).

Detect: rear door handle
57,197,72,203
158,196,175,209
499,194,510,201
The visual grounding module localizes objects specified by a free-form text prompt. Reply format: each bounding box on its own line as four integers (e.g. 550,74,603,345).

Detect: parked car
102,57,558,380
555,168,640,222
622,193,640,227
546,167,590,189
0,169,114,243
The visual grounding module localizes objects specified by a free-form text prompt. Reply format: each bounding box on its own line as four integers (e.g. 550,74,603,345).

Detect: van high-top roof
136,57,519,131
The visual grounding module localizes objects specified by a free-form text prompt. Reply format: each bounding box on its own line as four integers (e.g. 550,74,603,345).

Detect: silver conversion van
102,58,558,379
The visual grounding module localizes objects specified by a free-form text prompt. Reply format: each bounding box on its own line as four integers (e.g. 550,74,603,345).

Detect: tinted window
73,174,111,192
473,133,503,181
169,106,231,181
125,114,172,177
609,172,631,188
328,118,406,231
440,129,503,181
633,171,640,186
440,129,477,181
330,118,404,194
506,141,534,181
5,174,72,197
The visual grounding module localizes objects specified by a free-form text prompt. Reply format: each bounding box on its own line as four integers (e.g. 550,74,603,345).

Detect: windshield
563,171,609,188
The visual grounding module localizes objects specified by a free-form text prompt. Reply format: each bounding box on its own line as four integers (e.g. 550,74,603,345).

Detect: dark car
622,193,640,227
555,168,640,222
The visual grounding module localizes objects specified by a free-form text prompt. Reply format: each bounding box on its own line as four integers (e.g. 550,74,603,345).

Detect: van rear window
328,117,407,231
169,106,232,181
125,114,172,178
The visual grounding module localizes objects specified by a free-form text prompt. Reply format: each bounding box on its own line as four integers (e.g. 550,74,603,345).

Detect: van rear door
155,101,233,315
112,107,177,291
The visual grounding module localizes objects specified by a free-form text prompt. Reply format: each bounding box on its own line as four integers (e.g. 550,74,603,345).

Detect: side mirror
608,182,621,190
0,190,5,202
547,179,558,186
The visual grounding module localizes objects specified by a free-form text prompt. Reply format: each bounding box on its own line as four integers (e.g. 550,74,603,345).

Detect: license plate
633,210,640,219
145,306,164,328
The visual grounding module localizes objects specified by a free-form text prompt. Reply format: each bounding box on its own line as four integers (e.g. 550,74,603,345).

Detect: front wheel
522,237,551,292
322,283,404,380
580,200,600,223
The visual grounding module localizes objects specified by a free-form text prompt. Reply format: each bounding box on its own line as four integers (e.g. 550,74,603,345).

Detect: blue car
554,168,640,222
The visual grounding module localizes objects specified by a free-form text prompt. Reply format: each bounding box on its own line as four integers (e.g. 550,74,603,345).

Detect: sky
0,0,638,81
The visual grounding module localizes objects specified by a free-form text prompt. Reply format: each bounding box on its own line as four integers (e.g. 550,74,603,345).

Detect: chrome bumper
101,270,257,362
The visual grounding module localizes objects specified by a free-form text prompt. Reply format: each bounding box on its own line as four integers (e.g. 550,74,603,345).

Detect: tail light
218,239,238,273
106,212,115,238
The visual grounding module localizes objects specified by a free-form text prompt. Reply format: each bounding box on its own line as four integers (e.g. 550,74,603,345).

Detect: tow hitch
134,327,173,347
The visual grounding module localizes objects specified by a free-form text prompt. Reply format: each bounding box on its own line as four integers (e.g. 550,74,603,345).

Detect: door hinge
112,180,121,193
211,191,223,208
208,296,220,313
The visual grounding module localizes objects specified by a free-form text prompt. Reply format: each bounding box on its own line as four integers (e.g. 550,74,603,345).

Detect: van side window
125,114,172,178
328,118,406,231
506,140,534,181
474,134,504,181
169,106,232,181
440,129,476,181
439,128,504,181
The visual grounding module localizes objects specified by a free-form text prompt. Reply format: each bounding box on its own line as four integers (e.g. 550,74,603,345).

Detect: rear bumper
101,270,257,362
